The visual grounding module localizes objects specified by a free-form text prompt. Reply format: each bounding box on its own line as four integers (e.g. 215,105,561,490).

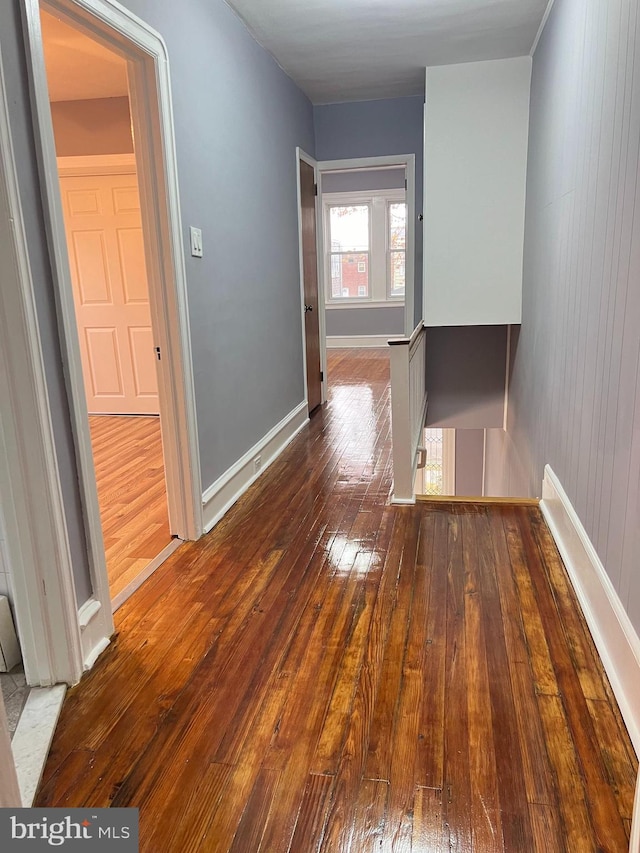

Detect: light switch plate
190,226,203,258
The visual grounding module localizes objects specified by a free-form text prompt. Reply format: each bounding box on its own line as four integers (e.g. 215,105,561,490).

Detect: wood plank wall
488,0,640,631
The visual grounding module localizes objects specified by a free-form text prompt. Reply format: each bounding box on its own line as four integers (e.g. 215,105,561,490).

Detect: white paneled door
59,171,159,415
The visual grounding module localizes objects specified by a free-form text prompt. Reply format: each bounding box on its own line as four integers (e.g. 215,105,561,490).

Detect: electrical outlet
190,226,203,258
254,455,262,473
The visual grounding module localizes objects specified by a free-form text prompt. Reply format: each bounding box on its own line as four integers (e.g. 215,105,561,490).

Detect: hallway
35,349,636,851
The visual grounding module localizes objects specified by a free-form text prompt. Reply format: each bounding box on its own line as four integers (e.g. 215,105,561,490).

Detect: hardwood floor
38,349,636,851
89,415,172,602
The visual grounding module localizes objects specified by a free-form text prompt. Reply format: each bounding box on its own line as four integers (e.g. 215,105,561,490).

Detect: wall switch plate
190,226,203,258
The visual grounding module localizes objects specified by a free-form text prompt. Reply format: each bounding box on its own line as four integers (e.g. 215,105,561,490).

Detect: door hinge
320,371,324,382
154,346,161,361
314,183,318,196
404,178,408,190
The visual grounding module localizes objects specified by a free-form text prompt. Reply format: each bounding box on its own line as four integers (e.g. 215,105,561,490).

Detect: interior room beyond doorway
41,8,173,608
321,165,408,357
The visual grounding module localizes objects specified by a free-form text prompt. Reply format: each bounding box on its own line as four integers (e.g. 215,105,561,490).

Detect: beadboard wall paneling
495,0,640,632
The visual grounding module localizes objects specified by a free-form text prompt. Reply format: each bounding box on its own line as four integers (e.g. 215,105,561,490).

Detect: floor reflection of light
326,534,382,575
330,385,375,463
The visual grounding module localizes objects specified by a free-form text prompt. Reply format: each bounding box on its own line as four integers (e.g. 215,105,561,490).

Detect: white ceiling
225,0,549,103
41,10,129,102
40,2,548,105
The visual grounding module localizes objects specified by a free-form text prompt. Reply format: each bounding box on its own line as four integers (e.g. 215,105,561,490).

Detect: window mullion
370,196,386,302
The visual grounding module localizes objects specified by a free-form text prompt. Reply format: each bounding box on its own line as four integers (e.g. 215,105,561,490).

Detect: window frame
323,188,406,307
326,200,372,302
386,199,407,300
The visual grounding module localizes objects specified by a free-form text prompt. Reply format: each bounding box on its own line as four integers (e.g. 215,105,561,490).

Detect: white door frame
9,0,202,681
295,148,327,406
316,154,416,339
0,35,85,686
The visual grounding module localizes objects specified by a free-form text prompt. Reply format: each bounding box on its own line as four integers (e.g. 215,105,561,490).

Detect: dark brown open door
299,159,322,413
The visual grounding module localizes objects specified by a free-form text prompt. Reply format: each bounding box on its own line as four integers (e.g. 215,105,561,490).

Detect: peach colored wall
51,96,133,156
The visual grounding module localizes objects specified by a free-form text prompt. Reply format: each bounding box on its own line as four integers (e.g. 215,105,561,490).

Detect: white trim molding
317,154,416,338
77,598,110,670
327,335,403,349
530,0,556,56
0,36,86,687
111,538,180,612
202,402,309,533
389,322,427,504
23,0,203,546
540,465,640,755
18,0,203,677
326,301,404,311
322,188,407,307
56,153,136,176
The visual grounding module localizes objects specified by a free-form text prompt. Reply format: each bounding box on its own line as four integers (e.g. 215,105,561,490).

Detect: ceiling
41,10,129,102
225,0,549,103
40,1,549,105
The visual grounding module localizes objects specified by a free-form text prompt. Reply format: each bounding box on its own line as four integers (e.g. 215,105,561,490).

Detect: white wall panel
492,0,640,635
424,57,531,326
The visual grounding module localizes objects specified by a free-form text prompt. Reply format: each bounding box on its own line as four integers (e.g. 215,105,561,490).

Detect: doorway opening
318,156,415,398
296,153,415,414
40,9,173,609
20,0,203,647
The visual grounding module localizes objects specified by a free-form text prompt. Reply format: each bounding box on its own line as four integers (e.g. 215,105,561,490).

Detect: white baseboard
202,401,309,534
326,335,403,348
111,538,182,613
632,775,640,853
77,598,110,674
540,464,640,755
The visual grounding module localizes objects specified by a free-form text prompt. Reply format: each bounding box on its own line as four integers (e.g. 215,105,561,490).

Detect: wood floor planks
89,414,172,602
36,349,636,851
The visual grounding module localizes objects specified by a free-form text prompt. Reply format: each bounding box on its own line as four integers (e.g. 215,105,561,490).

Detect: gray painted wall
122,0,314,491
489,0,640,633
321,167,405,193
325,307,404,337
426,326,507,429
51,97,133,156
314,97,424,325
455,429,485,497
0,0,314,605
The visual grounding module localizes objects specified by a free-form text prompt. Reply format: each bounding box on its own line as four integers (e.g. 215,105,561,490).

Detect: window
388,202,406,298
328,204,370,299
323,189,406,305
419,428,456,496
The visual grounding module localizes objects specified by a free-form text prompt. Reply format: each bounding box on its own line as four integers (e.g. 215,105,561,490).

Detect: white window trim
387,199,407,300
323,189,406,307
